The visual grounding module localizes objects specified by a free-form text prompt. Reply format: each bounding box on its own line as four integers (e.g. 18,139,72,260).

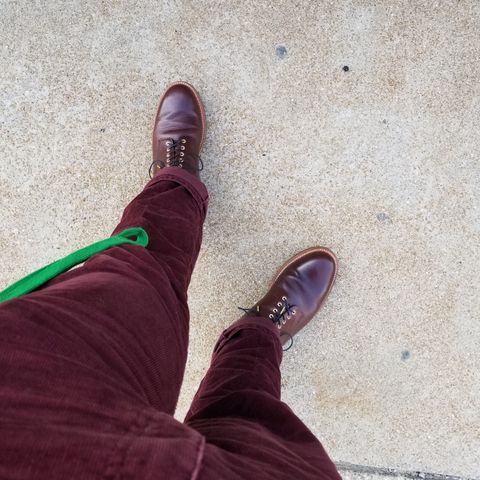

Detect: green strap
0,227,149,303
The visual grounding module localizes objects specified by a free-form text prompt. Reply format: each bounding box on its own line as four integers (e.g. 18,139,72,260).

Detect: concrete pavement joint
336,462,477,480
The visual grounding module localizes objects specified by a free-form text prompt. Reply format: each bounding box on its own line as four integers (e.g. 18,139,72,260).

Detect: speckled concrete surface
1,1,479,477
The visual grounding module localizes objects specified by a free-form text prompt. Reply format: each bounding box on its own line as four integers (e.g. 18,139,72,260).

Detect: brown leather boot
241,248,338,349
150,81,206,178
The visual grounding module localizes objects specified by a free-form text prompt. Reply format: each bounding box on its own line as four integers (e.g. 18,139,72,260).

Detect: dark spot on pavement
276,45,287,59
401,351,411,361
376,212,391,222
342,65,349,72
100,128,106,133
382,119,388,124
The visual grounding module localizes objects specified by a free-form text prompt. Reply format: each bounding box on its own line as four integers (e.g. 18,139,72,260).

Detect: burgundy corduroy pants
0,168,340,479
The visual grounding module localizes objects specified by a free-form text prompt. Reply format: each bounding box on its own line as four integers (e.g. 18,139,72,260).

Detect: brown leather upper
248,248,337,346
152,82,206,178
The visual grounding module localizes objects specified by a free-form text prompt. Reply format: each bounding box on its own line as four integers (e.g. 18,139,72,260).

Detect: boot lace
149,137,204,178
238,296,296,351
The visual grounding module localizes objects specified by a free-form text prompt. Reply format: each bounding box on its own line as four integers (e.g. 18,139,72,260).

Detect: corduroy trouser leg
0,168,340,480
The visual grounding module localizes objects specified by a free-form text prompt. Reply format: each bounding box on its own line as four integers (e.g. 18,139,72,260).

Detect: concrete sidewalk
1,1,479,478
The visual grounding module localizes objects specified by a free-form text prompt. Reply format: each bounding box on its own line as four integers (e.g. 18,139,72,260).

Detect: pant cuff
147,167,209,214
213,315,282,354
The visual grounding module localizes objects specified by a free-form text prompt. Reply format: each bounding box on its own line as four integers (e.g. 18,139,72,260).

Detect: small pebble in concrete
342,65,349,72
376,212,391,222
275,45,287,58
401,350,411,361
100,128,106,133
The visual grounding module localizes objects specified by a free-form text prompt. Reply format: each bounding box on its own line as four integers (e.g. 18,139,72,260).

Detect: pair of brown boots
151,82,337,348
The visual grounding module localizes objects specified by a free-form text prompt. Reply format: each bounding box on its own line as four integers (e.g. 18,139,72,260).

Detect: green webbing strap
0,227,149,303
